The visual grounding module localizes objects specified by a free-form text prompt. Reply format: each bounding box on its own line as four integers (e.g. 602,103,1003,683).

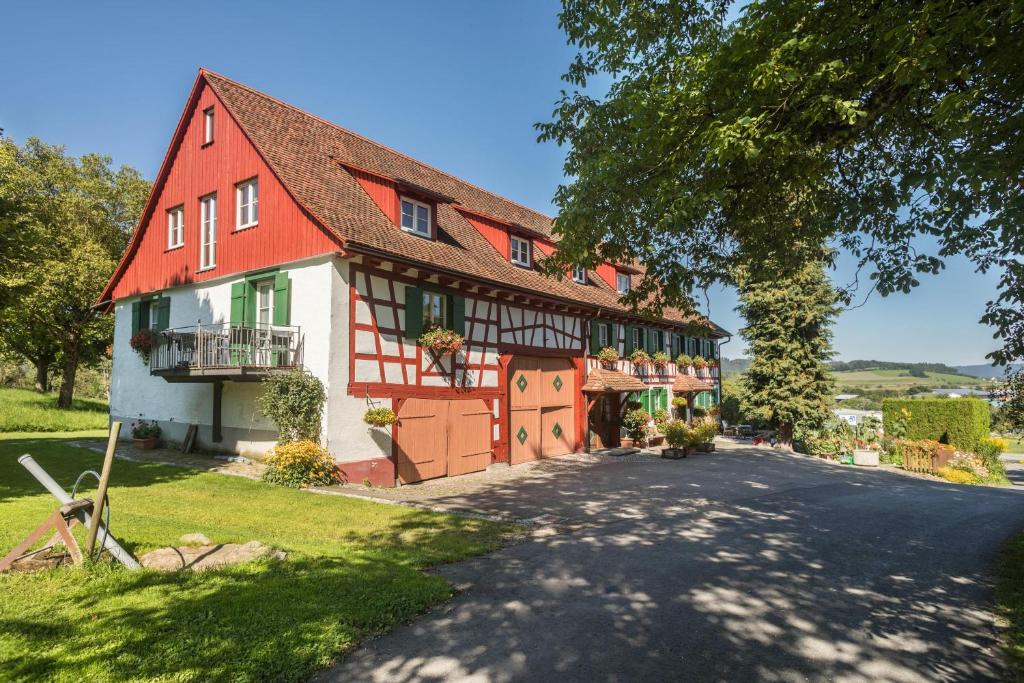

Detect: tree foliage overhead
0,137,150,406
539,0,1024,363
737,255,839,445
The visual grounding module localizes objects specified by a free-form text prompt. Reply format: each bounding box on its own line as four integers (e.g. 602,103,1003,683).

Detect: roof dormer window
510,235,531,268
572,265,587,284
203,107,214,145
400,197,431,237
616,271,630,294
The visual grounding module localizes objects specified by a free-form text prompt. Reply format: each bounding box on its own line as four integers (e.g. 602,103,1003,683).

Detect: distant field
0,387,108,432
833,368,989,391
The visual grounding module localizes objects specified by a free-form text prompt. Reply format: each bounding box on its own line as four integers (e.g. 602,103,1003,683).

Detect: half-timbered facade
101,70,728,486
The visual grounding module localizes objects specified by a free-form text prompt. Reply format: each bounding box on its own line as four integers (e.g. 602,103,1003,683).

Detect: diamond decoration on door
516,426,528,444
516,374,528,392
552,375,563,391
551,422,563,439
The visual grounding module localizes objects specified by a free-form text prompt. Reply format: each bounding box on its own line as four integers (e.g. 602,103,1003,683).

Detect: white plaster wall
110,255,337,455
324,260,393,463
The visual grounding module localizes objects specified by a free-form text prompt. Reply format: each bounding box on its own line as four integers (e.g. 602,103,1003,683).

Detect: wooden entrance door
509,357,575,464
395,398,492,484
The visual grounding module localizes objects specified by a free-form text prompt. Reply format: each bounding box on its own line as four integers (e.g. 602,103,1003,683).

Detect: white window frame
235,178,258,230
400,196,431,237
572,265,587,284
632,328,641,351
166,205,184,249
598,323,609,348
423,291,447,329
256,279,275,328
203,107,214,144
616,272,630,294
199,194,217,271
510,236,531,267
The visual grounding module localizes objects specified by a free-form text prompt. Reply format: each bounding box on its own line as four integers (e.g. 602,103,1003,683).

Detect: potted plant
674,353,692,371
685,425,703,456
629,349,651,370
418,327,464,355
706,357,720,369
692,355,708,371
651,351,670,371
693,418,717,452
596,346,619,368
130,328,160,362
131,420,161,449
621,408,650,448
662,420,690,459
363,407,397,428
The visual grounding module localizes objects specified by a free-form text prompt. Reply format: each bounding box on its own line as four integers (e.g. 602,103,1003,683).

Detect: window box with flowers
651,351,670,371
629,349,652,370
596,346,619,368
674,353,692,372
130,328,160,362
418,327,464,355
692,355,708,373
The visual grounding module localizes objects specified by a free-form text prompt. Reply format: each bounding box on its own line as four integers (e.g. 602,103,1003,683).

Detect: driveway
319,443,1024,682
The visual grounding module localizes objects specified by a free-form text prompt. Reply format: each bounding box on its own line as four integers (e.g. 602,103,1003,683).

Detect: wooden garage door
395,398,492,484
509,357,575,464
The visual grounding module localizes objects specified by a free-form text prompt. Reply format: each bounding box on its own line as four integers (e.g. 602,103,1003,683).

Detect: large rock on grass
139,541,285,571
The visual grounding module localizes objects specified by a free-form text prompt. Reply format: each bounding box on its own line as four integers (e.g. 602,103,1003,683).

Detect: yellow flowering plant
262,440,340,488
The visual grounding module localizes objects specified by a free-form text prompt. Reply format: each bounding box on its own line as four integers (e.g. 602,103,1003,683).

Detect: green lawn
0,387,109,432
998,532,1024,679
833,368,987,390
0,433,516,681
1006,437,1024,455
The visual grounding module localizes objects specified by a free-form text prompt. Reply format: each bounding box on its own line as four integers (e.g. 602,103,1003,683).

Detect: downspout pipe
17,455,140,570
715,334,733,422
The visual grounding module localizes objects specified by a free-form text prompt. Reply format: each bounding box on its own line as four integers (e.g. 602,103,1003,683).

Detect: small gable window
236,178,258,230
400,197,431,237
510,236,531,267
167,206,184,249
203,107,214,145
616,272,630,294
572,265,587,284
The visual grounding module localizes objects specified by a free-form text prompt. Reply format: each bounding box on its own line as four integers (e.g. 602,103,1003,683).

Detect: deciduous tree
540,0,1024,363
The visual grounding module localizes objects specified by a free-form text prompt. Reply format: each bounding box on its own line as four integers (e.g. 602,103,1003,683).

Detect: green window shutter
155,296,171,332
609,323,617,349
589,319,601,354
640,390,651,414
230,281,246,326
131,301,141,335
646,329,656,353
660,388,668,410
624,326,634,353
273,273,291,325
405,286,423,339
243,282,257,328
450,295,465,334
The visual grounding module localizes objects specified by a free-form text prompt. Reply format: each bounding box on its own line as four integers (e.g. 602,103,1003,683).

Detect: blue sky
0,1,1002,365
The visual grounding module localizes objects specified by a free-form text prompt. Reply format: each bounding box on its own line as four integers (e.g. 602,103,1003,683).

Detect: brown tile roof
203,70,727,335
672,373,715,393
581,367,649,393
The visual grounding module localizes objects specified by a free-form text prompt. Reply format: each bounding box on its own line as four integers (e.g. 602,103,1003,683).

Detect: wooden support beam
212,381,223,443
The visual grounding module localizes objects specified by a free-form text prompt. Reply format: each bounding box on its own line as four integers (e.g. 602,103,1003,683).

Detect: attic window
203,108,214,145
616,272,630,294
572,265,587,284
400,197,431,237
510,236,531,268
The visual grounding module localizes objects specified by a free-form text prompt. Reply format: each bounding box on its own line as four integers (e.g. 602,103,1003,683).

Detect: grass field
0,434,516,681
998,532,1024,679
833,368,989,390
0,387,109,432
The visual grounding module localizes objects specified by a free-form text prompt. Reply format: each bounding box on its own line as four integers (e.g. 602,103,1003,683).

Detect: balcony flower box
419,328,464,355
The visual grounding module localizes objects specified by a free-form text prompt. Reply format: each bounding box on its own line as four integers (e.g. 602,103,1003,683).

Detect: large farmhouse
99,70,728,486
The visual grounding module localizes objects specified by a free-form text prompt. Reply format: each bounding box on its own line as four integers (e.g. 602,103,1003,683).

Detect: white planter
853,449,879,467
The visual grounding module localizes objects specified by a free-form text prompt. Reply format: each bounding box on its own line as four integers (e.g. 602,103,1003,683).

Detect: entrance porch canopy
581,367,648,394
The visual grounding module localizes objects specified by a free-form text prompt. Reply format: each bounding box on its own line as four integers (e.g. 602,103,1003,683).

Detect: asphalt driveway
319,444,1024,682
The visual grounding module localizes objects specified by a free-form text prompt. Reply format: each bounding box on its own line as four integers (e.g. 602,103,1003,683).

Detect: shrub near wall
882,398,990,451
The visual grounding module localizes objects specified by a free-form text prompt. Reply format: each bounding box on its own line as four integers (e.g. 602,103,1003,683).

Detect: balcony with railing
149,322,304,382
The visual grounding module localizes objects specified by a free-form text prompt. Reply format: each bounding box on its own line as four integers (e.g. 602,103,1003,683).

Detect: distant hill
720,357,750,378
956,363,1022,379
830,360,971,376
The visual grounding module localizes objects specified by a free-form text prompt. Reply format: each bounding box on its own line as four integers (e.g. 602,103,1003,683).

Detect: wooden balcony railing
149,323,303,374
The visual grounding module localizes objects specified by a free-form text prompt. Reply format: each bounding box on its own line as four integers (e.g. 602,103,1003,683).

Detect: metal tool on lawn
0,422,140,572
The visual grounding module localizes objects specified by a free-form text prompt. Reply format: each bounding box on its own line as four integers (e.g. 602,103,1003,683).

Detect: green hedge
882,398,989,451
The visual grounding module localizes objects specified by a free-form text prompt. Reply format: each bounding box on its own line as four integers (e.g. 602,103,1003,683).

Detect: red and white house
100,70,728,486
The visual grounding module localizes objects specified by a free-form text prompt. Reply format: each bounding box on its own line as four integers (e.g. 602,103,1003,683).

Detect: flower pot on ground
596,346,619,368
853,448,879,466
621,408,651,447
620,437,635,449
662,420,690,459
648,434,664,447
131,419,161,449
418,327,464,355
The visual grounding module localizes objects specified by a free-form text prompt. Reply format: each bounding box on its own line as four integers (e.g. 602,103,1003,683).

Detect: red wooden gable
104,78,340,301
